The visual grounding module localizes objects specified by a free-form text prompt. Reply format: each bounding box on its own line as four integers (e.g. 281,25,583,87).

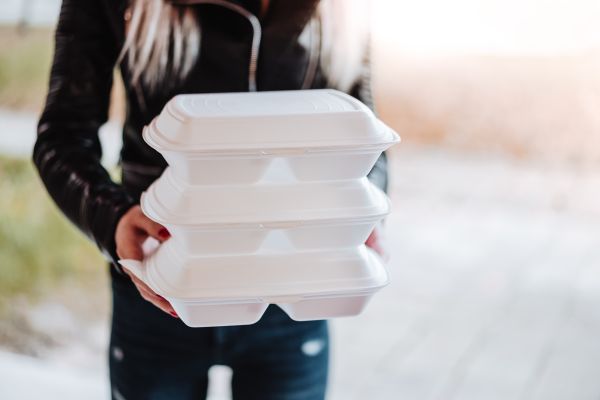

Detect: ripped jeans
109,270,329,400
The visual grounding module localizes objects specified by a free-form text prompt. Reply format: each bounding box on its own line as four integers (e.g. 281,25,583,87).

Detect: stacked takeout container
119,89,400,327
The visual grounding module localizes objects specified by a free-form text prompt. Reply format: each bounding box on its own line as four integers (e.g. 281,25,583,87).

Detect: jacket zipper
171,0,319,91
172,0,261,91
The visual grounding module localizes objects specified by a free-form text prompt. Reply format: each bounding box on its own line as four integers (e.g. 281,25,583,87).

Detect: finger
370,241,386,256
365,233,377,247
365,228,389,260
126,272,157,295
137,288,177,316
365,227,379,247
134,282,178,316
117,238,144,260
135,214,170,242
126,274,178,317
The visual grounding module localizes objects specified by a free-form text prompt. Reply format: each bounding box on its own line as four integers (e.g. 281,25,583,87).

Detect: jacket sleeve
349,40,389,194
33,0,137,268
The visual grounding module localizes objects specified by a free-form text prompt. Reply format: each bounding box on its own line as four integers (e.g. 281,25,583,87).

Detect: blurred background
1,0,600,399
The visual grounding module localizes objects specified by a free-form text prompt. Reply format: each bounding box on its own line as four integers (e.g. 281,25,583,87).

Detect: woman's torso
99,0,327,196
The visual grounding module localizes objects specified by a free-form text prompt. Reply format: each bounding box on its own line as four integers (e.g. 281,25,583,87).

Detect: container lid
143,89,400,154
141,168,390,227
123,240,388,300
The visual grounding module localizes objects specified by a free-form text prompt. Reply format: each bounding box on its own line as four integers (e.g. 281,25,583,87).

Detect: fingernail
159,228,170,239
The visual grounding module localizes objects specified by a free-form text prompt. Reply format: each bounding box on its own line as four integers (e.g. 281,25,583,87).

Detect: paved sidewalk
329,147,600,400
2,140,600,399
0,351,108,400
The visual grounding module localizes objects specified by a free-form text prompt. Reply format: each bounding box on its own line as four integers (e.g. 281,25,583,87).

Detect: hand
115,205,178,317
365,224,389,262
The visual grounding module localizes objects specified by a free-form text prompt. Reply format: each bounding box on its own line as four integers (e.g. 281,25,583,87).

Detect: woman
34,0,388,399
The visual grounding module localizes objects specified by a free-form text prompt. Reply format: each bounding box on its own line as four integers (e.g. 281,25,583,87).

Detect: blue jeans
109,273,329,400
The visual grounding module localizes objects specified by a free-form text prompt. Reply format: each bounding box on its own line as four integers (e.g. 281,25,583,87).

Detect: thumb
117,235,144,261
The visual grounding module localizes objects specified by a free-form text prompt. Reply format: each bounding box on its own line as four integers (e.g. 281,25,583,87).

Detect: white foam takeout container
141,167,391,255
143,89,400,184
119,241,388,328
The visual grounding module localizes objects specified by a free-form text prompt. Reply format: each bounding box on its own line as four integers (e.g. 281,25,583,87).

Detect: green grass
0,156,105,307
0,26,53,111
0,25,118,319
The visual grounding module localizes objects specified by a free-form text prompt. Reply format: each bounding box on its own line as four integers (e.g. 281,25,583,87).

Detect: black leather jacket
33,0,388,272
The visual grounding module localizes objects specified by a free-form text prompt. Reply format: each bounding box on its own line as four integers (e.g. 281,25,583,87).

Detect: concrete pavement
330,147,600,400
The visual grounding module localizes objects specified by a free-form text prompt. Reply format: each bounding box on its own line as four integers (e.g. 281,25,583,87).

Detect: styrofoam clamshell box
142,89,400,184
119,241,388,328
140,167,390,254
119,89,400,327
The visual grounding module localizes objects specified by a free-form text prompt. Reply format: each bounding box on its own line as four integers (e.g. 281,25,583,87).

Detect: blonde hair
120,0,370,93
